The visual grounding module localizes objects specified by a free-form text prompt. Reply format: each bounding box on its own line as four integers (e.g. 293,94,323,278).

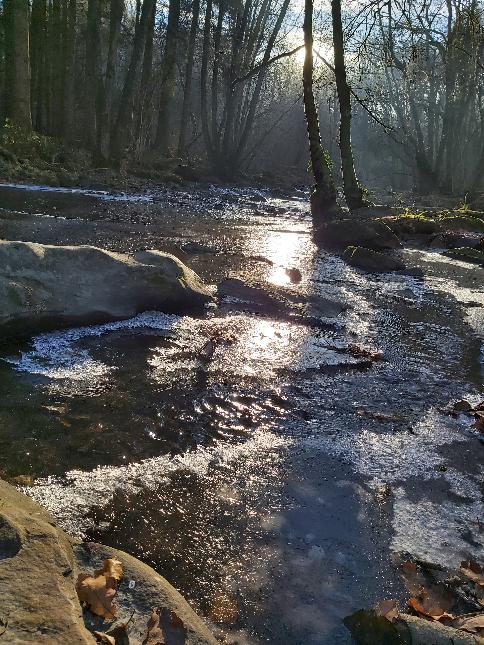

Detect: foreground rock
343,246,406,273
0,240,211,336
0,480,217,644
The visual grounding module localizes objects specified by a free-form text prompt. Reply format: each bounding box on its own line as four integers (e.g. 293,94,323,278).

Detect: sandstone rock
75,543,218,645
0,241,211,335
343,246,406,273
0,480,218,644
314,219,401,251
0,479,95,644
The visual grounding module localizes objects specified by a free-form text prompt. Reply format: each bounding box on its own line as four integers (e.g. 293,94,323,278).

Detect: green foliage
0,120,58,162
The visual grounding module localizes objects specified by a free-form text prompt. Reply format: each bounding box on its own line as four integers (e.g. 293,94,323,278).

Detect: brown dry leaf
402,560,454,622
453,612,484,635
461,560,484,586
101,557,124,584
407,596,454,622
76,558,124,620
142,608,165,645
347,344,384,362
375,599,398,622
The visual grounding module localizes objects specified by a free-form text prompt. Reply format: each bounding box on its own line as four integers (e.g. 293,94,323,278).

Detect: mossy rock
386,213,439,236
445,247,484,265
440,215,484,233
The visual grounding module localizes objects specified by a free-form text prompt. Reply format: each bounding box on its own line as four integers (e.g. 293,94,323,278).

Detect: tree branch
232,45,305,88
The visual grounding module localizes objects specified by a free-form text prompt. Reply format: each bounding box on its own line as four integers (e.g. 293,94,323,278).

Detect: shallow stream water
0,183,483,644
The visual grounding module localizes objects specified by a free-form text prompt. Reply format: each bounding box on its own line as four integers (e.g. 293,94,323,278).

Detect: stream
0,183,483,644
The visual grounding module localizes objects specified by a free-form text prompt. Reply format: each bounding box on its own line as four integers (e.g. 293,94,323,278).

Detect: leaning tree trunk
331,0,368,210
6,0,32,130
154,0,181,153
303,0,338,220
178,0,200,156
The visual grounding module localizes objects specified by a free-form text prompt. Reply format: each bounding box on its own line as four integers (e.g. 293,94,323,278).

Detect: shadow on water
0,184,483,643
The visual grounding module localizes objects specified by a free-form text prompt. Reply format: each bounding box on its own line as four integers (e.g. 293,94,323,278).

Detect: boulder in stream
0,240,212,336
0,479,218,644
313,218,402,251
343,246,406,273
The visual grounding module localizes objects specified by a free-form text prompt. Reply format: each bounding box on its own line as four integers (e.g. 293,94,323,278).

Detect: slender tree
331,0,368,209
155,0,181,152
303,0,338,219
178,0,200,156
5,0,32,129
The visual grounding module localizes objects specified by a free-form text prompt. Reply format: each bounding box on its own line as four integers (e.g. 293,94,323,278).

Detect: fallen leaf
461,560,484,586
453,612,484,635
375,599,398,622
76,558,124,619
348,344,384,362
407,596,454,622
142,608,165,645
402,560,454,621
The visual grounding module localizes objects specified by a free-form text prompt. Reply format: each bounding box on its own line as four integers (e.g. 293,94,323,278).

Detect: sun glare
295,45,334,65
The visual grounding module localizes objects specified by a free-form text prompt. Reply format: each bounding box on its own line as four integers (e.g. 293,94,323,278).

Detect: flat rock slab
343,246,406,273
0,240,212,337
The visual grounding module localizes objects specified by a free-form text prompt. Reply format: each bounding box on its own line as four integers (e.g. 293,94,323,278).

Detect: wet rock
218,278,283,315
343,246,406,273
385,214,440,238
75,543,218,645
0,241,212,336
445,247,484,266
0,481,217,644
181,241,218,254
0,479,95,644
285,267,302,283
314,218,402,251
430,233,483,249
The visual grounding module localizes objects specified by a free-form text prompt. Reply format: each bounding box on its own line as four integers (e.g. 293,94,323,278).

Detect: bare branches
232,45,305,87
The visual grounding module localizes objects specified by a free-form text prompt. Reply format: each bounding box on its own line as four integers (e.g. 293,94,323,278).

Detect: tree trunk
200,0,216,164
303,0,338,219
30,0,48,132
178,0,200,156
6,0,32,130
85,0,102,150
154,0,181,152
49,0,63,135
331,0,368,210
96,0,124,163
62,0,77,141
111,0,155,162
